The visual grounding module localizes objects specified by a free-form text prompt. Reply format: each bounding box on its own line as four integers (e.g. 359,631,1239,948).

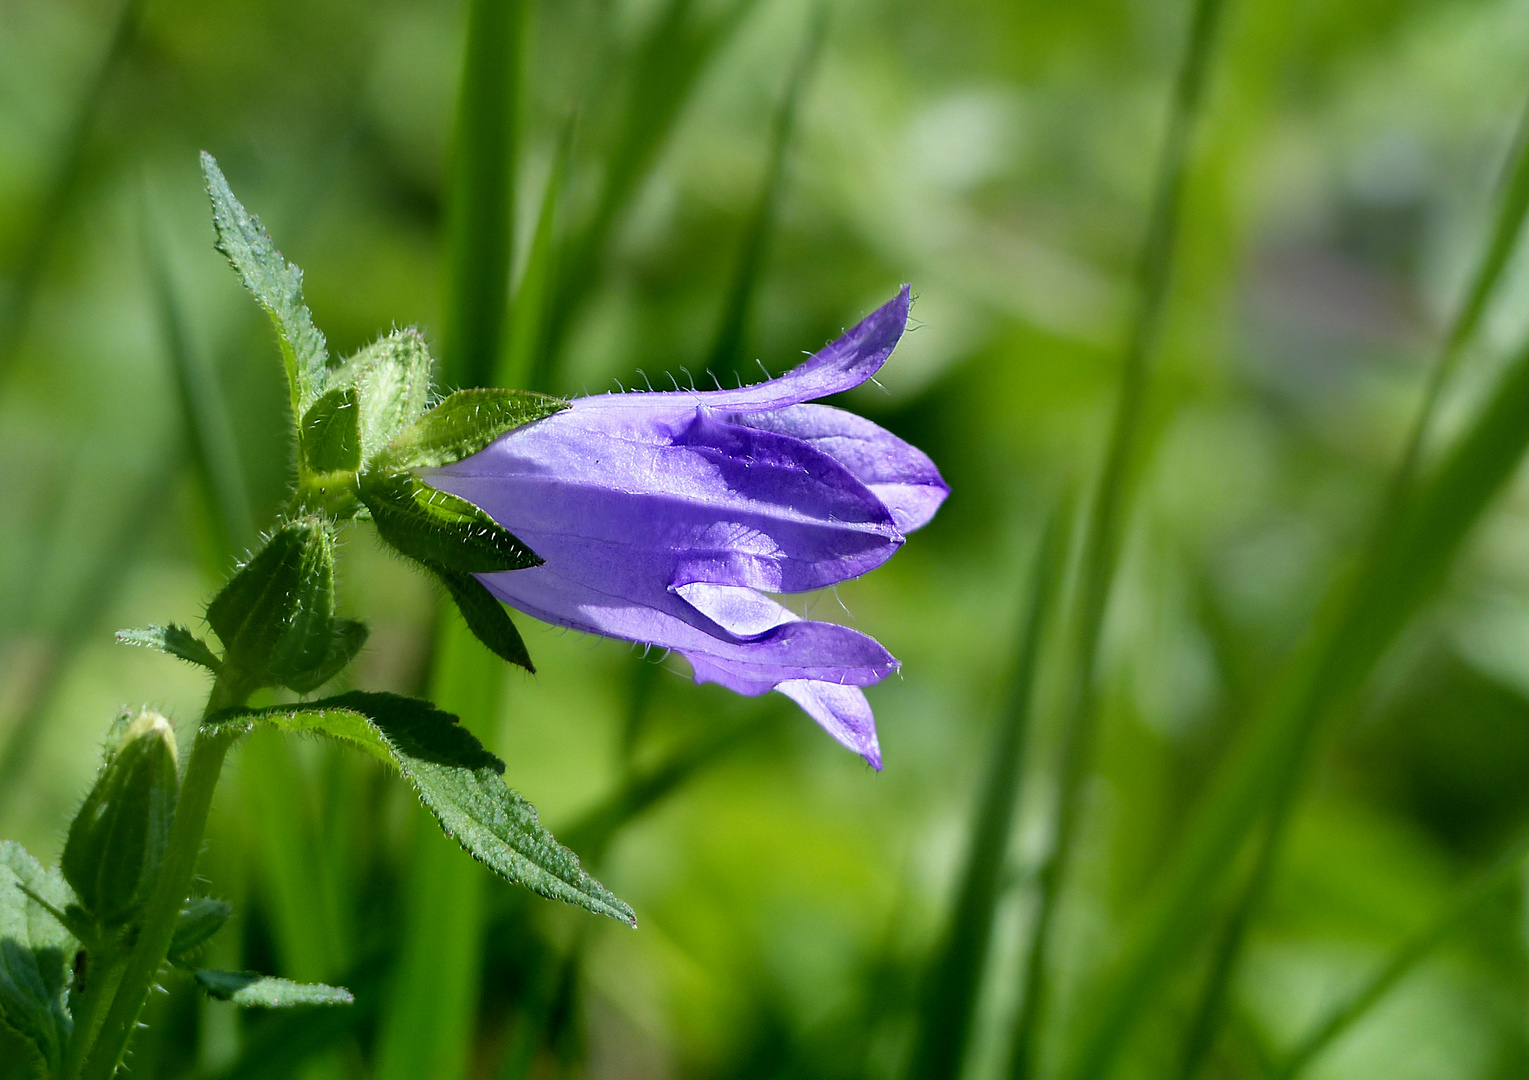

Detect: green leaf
377,388,568,471
432,564,533,672
201,152,329,415
327,329,434,463
359,472,541,573
62,710,180,928
170,898,232,965
205,692,636,925
300,385,362,475
116,623,222,672
194,969,353,1008
0,842,78,1075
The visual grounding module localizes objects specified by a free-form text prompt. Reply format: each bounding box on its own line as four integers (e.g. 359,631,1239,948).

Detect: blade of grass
1171,93,1529,1080
906,501,1068,1080
377,3,526,1074
442,0,526,390
1058,289,1529,1080
705,3,825,386
1271,824,1529,1080
1389,93,1529,501
505,117,575,393
0,0,143,379
0,457,172,823
1008,0,1230,1075
374,616,504,1080
142,188,256,553
542,0,759,370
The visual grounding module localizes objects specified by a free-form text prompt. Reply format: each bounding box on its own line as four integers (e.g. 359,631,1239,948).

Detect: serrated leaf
377,388,568,471
327,329,434,462
0,842,77,1074
201,153,329,414
359,472,541,573
432,564,534,672
116,624,222,672
195,969,353,1008
205,692,635,925
171,898,232,965
300,385,362,474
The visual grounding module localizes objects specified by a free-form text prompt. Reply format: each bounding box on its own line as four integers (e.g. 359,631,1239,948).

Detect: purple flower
427,287,946,768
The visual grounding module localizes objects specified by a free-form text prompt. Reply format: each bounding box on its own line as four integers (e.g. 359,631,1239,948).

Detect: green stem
1008,0,1228,1074
59,948,128,1080
76,679,245,1080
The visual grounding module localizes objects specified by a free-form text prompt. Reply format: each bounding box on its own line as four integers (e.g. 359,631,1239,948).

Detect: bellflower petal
727,404,949,532
426,286,945,767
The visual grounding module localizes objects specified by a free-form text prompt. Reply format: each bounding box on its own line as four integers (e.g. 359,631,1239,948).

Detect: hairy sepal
377,388,568,470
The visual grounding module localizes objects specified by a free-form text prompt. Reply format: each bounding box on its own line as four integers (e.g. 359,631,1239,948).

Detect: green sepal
281,619,368,695
327,329,433,463
432,564,534,672
359,472,541,573
193,969,353,1008
376,388,568,471
61,711,180,928
170,898,233,966
201,152,330,415
204,692,636,925
300,385,362,474
0,842,79,1075
115,624,221,672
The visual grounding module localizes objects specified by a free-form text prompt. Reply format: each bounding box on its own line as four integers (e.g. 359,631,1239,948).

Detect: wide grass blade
442,0,525,390
705,4,825,386
1008,0,1230,1074
906,502,1068,1080
1058,302,1529,1080
377,1,528,1073
543,0,759,367
1170,92,1529,1080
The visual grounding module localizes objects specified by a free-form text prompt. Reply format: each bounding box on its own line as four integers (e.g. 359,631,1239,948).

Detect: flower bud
62,710,180,927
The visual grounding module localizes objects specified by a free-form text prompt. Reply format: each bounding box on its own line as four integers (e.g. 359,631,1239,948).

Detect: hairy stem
75,678,244,1080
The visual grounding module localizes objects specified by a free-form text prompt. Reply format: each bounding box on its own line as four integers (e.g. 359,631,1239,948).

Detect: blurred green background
6,0,1529,1077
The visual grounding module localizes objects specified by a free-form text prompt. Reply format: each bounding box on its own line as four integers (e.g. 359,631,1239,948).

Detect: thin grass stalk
1274,823,1529,1079
142,190,256,552
0,0,143,379
1170,95,1529,1080
0,464,170,823
1385,93,1529,505
906,502,1068,1080
505,117,575,393
543,0,757,363
1007,0,1229,1074
705,4,825,385
1058,317,1529,1080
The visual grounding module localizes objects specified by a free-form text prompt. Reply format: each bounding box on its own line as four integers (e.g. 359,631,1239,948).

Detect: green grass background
6,0,1529,1077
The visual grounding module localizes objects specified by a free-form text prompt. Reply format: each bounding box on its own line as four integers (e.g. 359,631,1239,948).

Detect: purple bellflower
427,287,946,768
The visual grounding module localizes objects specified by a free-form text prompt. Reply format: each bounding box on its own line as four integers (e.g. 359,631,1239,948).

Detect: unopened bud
62,710,180,927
